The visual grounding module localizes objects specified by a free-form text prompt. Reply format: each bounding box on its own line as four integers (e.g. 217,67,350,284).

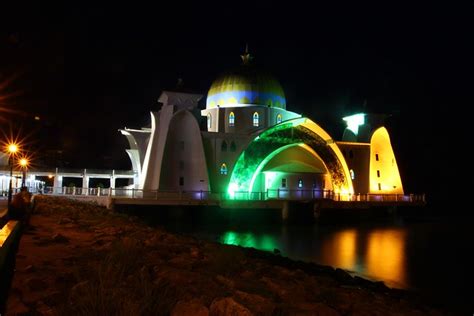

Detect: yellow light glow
369,127,404,194
7,143,18,154
19,158,28,167
48,174,53,179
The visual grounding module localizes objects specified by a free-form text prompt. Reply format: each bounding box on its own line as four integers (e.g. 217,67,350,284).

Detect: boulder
26,277,48,291
209,297,252,316
171,299,209,316
51,233,69,243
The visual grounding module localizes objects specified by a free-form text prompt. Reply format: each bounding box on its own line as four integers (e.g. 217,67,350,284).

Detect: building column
110,170,116,189
54,168,62,194
82,169,89,195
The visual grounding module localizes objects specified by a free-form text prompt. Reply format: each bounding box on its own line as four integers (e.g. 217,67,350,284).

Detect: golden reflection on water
366,229,406,287
321,229,357,269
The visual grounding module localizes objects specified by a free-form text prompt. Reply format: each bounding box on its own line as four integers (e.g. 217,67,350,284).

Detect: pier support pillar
53,168,62,194
82,169,89,195
281,201,289,222
313,201,322,221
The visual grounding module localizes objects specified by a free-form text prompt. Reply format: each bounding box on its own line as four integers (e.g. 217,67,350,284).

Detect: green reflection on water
220,231,278,252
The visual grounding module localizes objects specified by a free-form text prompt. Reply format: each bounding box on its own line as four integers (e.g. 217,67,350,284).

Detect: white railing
41,186,426,203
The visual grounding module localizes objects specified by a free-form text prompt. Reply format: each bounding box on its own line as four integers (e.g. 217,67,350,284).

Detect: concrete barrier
0,220,22,314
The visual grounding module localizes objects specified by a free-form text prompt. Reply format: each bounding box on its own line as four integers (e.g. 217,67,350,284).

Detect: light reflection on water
219,227,407,289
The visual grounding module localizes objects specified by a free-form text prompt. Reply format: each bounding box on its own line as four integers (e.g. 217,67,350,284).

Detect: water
140,208,474,313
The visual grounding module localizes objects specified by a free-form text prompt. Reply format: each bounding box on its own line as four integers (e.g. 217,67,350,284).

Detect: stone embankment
5,196,445,315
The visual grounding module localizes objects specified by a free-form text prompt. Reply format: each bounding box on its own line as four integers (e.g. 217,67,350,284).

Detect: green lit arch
228,117,353,197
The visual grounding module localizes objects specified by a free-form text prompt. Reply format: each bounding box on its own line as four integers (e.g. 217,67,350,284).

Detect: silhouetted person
9,187,32,225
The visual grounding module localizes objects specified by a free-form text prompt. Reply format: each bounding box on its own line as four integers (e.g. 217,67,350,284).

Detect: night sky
1,3,472,208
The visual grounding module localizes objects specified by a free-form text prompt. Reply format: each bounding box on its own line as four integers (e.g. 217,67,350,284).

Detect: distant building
120,51,403,199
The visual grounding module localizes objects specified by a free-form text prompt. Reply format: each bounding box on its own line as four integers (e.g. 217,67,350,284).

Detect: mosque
120,50,403,200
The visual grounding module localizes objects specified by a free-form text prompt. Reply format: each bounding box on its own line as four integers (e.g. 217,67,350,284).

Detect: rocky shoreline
6,195,446,315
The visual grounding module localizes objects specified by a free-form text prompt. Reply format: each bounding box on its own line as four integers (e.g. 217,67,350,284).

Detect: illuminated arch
228,117,353,197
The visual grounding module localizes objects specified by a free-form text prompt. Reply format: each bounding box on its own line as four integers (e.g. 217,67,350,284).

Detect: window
229,112,235,126
375,154,379,161
253,112,259,127
221,141,227,152
281,178,287,188
230,141,236,152
349,150,353,159
179,161,184,170
377,170,380,178
378,183,382,191
207,113,212,129
276,113,282,124
350,169,355,180
179,177,184,186
298,179,303,188
220,163,228,175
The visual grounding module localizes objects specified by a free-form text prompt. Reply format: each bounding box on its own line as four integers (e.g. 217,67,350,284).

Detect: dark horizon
1,3,471,207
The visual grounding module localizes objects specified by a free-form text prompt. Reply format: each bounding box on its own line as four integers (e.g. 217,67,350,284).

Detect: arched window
298,179,303,188
276,113,282,124
253,112,259,127
350,169,355,180
220,163,228,175
221,141,227,152
229,112,235,127
207,113,212,129
230,141,236,152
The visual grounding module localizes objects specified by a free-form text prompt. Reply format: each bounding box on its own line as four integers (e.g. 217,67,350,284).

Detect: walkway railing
41,186,426,203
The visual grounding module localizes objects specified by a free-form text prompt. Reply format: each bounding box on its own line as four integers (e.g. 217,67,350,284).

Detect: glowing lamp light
342,113,365,136
48,174,53,179
7,143,18,154
19,158,29,167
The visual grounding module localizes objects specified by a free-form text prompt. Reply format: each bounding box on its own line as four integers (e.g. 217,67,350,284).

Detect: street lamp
6,143,18,210
19,158,29,188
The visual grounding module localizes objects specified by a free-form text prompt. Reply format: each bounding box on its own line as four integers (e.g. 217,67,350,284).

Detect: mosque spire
240,43,254,65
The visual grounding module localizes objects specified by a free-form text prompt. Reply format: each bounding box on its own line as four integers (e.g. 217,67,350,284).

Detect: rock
6,295,30,315
55,272,76,284
51,233,69,243
26,277,48,291
209,297,252,316
215,275,235,289
190,247,200,258
24,264,35,273
58,217,73,224
70,281,90,298
43,291,64,306
35,300,54,316
234,290,275,315
334,268,354,284
171,299,209,316
293,302,341,316
273,248,281,255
